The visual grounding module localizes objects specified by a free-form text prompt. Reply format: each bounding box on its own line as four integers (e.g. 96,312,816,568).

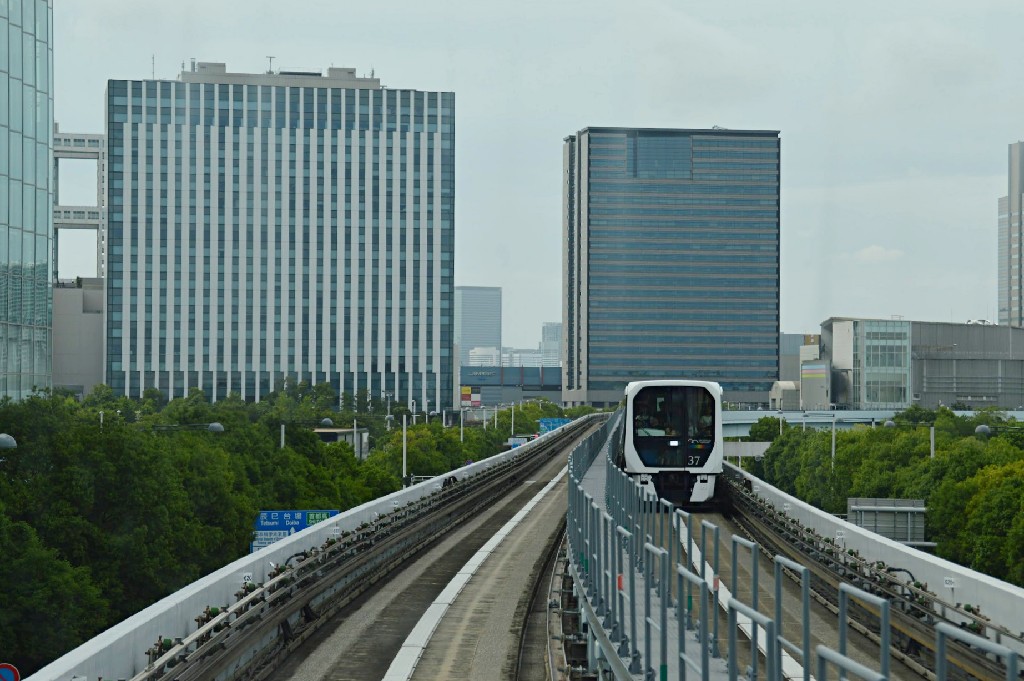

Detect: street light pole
402,414,408,486
831,413,837,470
778,409,783,436
460,409,464,442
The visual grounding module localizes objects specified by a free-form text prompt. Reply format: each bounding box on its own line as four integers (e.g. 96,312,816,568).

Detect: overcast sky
53,0,1021,348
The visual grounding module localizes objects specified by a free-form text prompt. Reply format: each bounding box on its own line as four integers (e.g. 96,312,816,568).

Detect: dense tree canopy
0,389,577,673
750,407,1024,587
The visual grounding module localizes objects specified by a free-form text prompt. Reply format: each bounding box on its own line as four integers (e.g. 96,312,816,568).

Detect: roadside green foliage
0,390,577,673
758,406,1024,587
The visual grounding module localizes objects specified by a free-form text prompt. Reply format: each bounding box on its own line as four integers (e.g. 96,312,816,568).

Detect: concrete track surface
279,448,574,681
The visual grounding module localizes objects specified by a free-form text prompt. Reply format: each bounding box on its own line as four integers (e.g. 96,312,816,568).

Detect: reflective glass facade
105,70,454,408
0,0,53,400
823,317,911,409
563,128,780,405
854,319,911,408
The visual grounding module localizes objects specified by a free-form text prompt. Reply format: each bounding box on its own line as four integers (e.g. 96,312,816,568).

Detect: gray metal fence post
660,498,675,604
676,562,711,681
677,509,694,630
583,492,594,593
728,596,776,681
644,543,669,681
935,622,1019,681
616,525,633,657
644,543,653,680
774,555,811,681
700,519,721,658
731,536,760,681
838,582,890,680
603,511,615,628
661,542,669,681
595,505,606,618
628,528,641,673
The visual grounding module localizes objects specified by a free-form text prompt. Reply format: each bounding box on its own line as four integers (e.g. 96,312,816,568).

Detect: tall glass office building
1,0,53,400
106,63,454,408
562,127,780,406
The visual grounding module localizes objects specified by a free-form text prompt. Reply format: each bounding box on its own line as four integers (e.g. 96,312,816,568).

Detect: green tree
0,509,109,675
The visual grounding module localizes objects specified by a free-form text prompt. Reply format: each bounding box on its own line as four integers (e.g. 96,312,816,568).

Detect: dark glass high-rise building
562,127,780,406
1,0,54,400
105,63,455,408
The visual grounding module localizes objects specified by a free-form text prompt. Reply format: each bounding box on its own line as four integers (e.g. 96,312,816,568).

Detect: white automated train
616,379,724,506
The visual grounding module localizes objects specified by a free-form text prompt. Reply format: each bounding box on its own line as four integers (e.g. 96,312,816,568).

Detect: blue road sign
0,663,21,681
250,511,339,553
255,510,338,531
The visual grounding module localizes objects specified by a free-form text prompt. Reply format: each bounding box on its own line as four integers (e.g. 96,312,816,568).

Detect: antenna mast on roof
267,56,275,74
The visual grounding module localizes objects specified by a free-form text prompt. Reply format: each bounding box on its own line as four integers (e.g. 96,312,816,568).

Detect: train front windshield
632,385,716,467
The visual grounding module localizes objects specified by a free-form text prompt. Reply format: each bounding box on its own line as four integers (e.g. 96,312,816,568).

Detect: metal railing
566,420,1024,680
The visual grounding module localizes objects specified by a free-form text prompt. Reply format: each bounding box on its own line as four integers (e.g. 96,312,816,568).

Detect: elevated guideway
564,412,1024,680
26,415,603,681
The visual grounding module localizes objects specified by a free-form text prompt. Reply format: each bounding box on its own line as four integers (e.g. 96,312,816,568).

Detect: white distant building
540,321,561,367
467,346,501,366
503,348,543,367
455,286,502,366
999,142,1024,326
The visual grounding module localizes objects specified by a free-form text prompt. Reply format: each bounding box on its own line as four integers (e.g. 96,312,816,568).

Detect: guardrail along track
135,418,604,681
724,474,1021,681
